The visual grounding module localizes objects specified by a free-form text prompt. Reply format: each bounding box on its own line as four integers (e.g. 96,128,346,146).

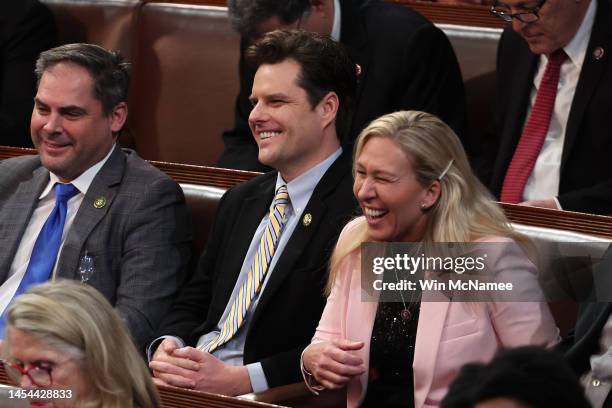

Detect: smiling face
354,136,437,242
31,62,127,182
6,326,90,407
500,0,590,55
249,59,335,181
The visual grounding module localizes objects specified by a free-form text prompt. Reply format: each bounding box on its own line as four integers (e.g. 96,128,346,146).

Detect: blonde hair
327,111,524,294
6,280,160,408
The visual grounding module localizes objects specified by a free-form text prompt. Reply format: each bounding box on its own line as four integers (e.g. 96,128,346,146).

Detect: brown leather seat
441,24,500,147
40,0,140,60
180,183,226,255
129,3,240,166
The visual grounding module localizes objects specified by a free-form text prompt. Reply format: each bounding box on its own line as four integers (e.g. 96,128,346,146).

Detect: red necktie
500,49,567,203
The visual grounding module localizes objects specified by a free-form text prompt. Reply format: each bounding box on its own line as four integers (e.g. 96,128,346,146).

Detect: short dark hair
35,43,130,115
441,346,591,408
246,30,357,140
228,0,310,37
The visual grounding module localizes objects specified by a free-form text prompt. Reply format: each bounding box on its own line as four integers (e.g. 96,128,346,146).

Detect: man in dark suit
486,0,612,215
1,0,56,147
149,30,358,396
218,0,467,172
0,44,192,349
561,247,612,407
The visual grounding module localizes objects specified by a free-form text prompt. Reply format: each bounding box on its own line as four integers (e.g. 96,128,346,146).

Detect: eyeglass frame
1,359,54,387
490,0,547,23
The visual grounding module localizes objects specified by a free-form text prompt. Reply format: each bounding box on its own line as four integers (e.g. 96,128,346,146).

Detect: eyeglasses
2,360,53,387
490,0,547,23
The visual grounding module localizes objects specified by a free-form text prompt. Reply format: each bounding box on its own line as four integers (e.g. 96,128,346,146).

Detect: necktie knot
54,183,79,204
272,185,289,217
274,185,289,203
548,49,568,68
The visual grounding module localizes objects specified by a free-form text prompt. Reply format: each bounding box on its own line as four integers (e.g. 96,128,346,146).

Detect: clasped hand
149,338,252,396
302,338,366,390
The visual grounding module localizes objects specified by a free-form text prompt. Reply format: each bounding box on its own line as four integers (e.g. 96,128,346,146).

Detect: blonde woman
3,280,160,407
302,111,558,408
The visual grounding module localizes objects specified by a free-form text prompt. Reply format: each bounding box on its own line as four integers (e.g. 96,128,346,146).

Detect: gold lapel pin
302,213,312,227
93,196,107,209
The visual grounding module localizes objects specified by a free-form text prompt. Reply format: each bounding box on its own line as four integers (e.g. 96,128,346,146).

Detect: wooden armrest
240,382,346,408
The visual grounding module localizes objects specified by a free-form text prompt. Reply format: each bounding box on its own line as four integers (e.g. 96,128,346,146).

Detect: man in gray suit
0,43,192,349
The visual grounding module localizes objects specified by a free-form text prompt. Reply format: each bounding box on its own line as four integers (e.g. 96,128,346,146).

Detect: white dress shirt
582,313,612,407
522,0,596,206
0,144,116,315
331,0,341,42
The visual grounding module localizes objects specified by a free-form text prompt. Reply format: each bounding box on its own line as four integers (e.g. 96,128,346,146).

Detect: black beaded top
360,300,419,408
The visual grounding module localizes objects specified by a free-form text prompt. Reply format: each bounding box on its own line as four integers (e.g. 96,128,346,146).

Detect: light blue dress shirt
151,148,342,393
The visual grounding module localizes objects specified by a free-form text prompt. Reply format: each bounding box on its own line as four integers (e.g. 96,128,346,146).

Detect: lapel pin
93,196,107,209
302,213,312,227
355,64,362,77
593,46,604,60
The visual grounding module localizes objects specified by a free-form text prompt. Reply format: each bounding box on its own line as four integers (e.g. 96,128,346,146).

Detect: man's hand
519,199,559,209
150,338,199,387
150,345,252,396
302,339,366,390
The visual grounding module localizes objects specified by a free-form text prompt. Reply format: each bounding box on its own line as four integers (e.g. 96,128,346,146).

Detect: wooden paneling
144,0,506,28
2,146,612,238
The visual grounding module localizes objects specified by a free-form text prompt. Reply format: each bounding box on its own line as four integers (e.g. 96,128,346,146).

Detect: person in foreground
0,43,192,349
148,30,358,396
440,346,590,408
2,280,160,407
301,111,559,407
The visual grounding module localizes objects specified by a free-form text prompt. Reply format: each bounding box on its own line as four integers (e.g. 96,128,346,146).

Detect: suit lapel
340,0,368,140
0,166,49,282
209,177,275,319
56,147,125,279
250,153,351,328
413,297,450,408
562,0,611,169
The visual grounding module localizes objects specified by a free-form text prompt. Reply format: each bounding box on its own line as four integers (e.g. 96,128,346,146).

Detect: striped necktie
500,49,567,203
201,185,290,353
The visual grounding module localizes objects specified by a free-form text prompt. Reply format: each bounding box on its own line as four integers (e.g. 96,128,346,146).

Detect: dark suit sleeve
397,24,467,146
1,1,56,147
558,182,612,214
116,176,192,349
154,191,232,343
217,38,271,172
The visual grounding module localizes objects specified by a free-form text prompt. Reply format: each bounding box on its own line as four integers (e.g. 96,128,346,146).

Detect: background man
0,43,192,349
149,30,358,396
486,0,612,215
562,247,612,408
1,0,56,147
218,0,467,172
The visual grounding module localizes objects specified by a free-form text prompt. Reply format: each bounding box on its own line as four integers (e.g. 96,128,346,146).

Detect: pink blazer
310,219,559,408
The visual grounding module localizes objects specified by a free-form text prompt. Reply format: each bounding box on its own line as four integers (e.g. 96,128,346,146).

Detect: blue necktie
0,183,79,336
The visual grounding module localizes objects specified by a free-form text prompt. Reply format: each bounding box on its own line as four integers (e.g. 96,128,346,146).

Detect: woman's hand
302,339,366,389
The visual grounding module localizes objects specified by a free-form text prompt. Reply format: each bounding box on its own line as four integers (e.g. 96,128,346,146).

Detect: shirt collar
40,144,117,199
275,147,342,214
560,0,596,70
331,0,341,42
